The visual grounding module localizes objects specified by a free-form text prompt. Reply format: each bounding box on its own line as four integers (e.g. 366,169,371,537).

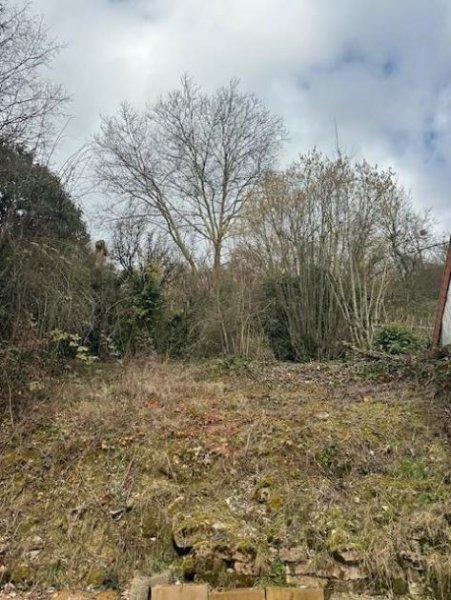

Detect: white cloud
20,0,451,231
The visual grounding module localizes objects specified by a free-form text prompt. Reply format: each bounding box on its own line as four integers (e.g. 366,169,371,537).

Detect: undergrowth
0,358,450,598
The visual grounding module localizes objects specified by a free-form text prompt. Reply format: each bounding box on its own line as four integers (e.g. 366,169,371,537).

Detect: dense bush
108,265,163,356
0,142,95,415
0,142,88,243
0,142,93,344
262,272,345,361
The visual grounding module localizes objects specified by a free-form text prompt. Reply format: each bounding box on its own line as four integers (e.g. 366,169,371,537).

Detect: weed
255,558,286,587
373,324,427,355
398,458,430,480
0,357,450,594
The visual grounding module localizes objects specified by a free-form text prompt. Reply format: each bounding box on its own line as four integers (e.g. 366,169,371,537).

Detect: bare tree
111,215,147,275
241,153,432,354
94,76,286,272
0,1,68,150
242,163,347,358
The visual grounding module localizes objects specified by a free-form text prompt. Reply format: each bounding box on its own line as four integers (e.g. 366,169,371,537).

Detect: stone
233,561,255,576
29,535,44,550
333,548,362,565
285,576,327,589
130,577,152,600
292,562,312,576
292,562,341,579
150,571,172,587
0,565,11,582
327,579,365,594
292,560,364,582
266,587,324,600
210,589,264,600
279,547,308,563
340,565,366,581
315,413,330,421
255,487,270,503
231,551,248,562
110,507,130,520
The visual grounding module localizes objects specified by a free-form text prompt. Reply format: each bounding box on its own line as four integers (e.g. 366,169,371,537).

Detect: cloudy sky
22,0,451,231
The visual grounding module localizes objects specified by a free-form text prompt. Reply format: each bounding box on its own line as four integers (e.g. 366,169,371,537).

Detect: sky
20,0,451,232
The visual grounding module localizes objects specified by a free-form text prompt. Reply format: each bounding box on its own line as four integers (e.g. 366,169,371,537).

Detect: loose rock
279,547,308,563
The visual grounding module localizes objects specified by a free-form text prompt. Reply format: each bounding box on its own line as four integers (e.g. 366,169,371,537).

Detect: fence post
432,236,451,352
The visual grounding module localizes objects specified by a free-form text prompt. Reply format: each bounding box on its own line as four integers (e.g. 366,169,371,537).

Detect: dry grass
0,358,450,598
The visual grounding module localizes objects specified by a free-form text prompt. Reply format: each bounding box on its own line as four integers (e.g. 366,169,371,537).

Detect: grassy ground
0,358,450,599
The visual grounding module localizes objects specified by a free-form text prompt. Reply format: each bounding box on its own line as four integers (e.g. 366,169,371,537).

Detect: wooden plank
432,237,451,351
152,585,208,600
266,587,324,600
210,590,265,600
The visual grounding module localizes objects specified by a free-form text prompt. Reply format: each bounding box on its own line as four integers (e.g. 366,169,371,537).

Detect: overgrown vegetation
1,1,451,598
373,324,426,355
1,359,450,598
0,2,447,409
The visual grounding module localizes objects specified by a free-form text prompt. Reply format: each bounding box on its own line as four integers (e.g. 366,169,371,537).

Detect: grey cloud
16,0,451,230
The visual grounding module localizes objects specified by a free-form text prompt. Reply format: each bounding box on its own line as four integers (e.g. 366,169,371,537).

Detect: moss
10,564,33,586
268,496,283,512
235,540,258,556
86,568,107,587
196,569,254,588
181,556,196,577
325,527,352,552
392,575,409,596
142,514,159,538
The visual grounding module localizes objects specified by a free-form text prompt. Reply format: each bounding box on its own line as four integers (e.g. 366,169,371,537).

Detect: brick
152,585,208,600
210,590,265,600
266,587,324,600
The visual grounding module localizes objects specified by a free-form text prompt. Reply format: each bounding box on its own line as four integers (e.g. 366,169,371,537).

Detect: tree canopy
0,141,88,245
